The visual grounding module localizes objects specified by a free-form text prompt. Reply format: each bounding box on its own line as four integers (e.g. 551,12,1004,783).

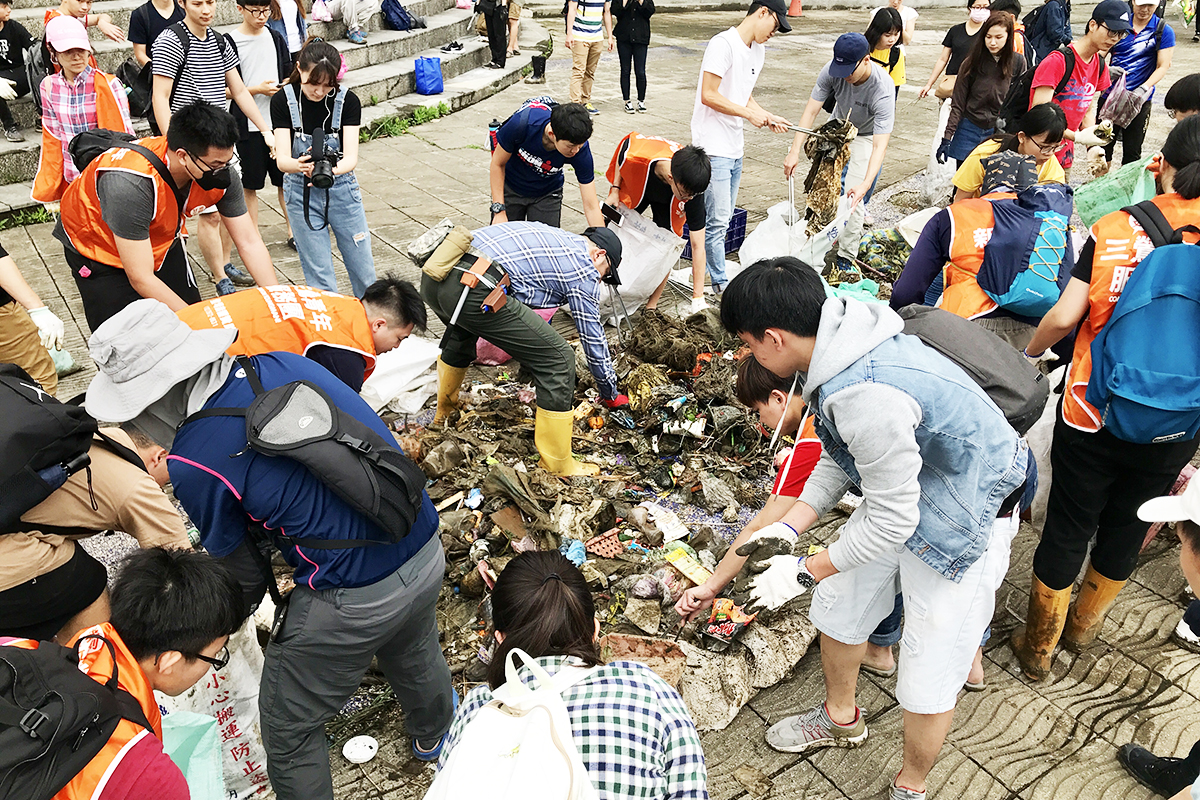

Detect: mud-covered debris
624,597,662,635
628,308,738,372
421,439,465,478
804,118,858,236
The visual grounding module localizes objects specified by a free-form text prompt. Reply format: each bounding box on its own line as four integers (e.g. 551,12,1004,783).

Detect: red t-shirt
771,414,822,498
1029,44,1111,169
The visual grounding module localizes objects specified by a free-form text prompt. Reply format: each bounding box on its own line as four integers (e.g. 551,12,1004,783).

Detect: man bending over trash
716,257,1030,800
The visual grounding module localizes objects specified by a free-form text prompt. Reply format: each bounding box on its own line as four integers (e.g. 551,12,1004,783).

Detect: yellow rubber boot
434,358,468,425
534,407,600,477
1010,576,1072,680
1062,565,1127,652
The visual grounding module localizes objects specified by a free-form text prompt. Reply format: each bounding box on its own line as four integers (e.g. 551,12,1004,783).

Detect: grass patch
360,102,451,143
0,206,54,230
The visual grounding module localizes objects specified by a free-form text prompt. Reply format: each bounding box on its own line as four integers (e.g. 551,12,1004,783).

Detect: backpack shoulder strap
1054,46,1075,96
1122,199,1174,247
93,430,148,473
124,140,187,215
1154,16,1165,48
178,356,263,428
166,22,191,108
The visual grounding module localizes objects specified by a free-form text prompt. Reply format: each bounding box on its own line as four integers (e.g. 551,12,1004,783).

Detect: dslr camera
309,126,341,189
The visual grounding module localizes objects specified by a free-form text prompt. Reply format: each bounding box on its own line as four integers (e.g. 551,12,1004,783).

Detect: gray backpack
897,305,1049,435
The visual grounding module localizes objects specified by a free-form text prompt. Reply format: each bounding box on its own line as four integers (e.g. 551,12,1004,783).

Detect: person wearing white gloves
0,243,65,394
710,257,1032,800
1098,0,1175,171
0,0,34,143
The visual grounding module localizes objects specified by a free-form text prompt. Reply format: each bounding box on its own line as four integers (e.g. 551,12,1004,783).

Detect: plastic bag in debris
921,99,957,207
163,712,225,800
597,204,685,326
158,618,270,799
738,199,807,269
360,335,441,413
1073,155,1156,230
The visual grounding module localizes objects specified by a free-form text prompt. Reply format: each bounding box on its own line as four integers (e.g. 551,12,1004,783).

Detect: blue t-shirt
1110,15,1174,96
169,352,438,592
495,106,595,198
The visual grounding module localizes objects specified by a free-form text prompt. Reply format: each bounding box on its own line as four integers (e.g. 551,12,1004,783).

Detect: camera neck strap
303,181,331,231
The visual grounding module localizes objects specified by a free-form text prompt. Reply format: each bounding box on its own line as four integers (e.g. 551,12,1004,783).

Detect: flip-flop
963,679,987,692
860,662,897,678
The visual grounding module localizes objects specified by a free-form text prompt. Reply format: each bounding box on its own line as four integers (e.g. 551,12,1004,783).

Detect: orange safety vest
5,623,163,800
32,70,132,203
1062,193,1200,432
177,285,379,378
605,132,688,237
1013,21,1027,56
60,136,226,271
939,192,1017,320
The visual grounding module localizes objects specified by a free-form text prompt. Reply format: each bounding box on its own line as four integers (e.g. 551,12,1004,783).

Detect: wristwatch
796,557,818,591
490,202,506,214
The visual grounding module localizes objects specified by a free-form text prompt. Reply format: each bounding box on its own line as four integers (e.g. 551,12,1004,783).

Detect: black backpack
996,45,1075,133
23,36,51,113
897,305,1049,435
179,356,427,550
0,636,152,800
0,364,96,531
115,57,154,120
69,131,189,220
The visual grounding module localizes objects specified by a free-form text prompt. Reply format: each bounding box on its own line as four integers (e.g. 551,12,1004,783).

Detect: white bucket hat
86,298,237,422
1138,474,1200,525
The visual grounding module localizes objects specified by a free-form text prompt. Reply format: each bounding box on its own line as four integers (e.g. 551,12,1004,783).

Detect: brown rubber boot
434,358,467,425
534,407,600,477
1010,576,1072,680
1062,565,1127,652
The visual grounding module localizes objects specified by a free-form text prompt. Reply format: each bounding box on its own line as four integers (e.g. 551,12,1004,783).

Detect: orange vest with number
60,136,227,271
1062,193,1200,432
939,192,1017,320
605,132,688,237
177,285,379,379
3,623,162,800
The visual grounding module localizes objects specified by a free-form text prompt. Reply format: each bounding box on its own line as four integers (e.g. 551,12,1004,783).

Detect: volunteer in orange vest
0,547,244,800
889,150,1042,350
178,276,427,392
56,101,276,332
605,132,711,314
1011,115,1200,681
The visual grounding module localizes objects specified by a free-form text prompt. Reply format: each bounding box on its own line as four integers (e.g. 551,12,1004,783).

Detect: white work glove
1075,122,1114,148
747,555,814,613
735,521,798,570
0,78,16,101
1023,347,1059,371
27,306,64,351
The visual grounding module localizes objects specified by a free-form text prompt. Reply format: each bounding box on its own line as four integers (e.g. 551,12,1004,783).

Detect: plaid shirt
40,66,133,185
439,656,709,800
472,222,619,400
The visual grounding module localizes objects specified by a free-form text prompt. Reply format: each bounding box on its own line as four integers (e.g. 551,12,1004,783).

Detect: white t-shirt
277,0,302,52
690,28,765,160
872,4,918,28
229,27,277,132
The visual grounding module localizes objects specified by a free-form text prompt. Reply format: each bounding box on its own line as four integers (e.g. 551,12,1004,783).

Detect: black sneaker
4,126,22,143
1117,744,1198,796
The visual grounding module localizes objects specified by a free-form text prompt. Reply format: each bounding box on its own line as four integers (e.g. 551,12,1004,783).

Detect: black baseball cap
583,227,623,285
751,0,792,33
1091,0,1133,31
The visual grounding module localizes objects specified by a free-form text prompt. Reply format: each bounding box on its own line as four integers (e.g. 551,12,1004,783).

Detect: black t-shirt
636,168,707,232
0,239,12,307
1072,238,1096,281
307,345,369,392
0,20,33,72
128,1,186,58
943,23,979,76
270,86,363,141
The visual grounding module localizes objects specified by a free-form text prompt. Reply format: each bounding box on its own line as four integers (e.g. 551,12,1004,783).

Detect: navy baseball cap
1091,0,1133,31
830,33,870,79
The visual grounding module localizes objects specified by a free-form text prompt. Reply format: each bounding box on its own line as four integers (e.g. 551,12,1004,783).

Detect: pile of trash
379,307,819,730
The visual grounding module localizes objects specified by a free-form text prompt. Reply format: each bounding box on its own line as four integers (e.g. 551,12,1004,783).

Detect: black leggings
1033,412,1199,590
1102,94,1153,165
0,67,30,129
617,39,647,102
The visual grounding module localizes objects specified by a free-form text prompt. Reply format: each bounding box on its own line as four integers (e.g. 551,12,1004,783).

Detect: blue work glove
936,138,952,165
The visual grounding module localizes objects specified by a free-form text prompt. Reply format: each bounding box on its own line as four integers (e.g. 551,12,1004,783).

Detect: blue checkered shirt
438,656,709,799
472,222,619,400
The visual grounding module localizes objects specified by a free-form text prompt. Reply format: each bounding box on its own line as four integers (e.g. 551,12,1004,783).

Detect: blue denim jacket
810,333,1029,582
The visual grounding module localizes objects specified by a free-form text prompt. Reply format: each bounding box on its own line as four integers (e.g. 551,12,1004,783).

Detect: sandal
860,662,897,678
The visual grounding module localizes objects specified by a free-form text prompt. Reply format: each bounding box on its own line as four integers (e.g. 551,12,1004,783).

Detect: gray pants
502,182,563,227
259,536,453,800
975,315,1036,352
421,264,576,411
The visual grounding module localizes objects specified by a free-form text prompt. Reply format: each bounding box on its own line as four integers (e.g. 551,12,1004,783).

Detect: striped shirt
472,222,619,400
570,0,608,42
40,67,134,185
439,656,709,800
150,23,239,111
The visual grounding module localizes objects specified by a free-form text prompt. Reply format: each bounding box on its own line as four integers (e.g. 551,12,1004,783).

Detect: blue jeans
703,155,742,289
285,172,376,297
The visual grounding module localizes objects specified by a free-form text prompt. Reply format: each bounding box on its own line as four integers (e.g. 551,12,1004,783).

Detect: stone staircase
0,0,542,210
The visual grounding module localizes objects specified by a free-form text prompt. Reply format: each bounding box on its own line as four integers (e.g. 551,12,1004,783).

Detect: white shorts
809,513,1020,715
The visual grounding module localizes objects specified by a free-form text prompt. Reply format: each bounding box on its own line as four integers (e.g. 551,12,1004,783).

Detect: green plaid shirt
439,656,709,799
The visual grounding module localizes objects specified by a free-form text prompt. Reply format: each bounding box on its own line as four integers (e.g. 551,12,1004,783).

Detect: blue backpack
1085,200,1200,443
977,184,1074,318
382,0,418,30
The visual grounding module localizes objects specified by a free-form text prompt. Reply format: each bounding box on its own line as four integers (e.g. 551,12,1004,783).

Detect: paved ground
14,6,1200,799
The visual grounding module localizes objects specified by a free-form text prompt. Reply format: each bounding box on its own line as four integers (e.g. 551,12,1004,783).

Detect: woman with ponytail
1011,114,1200,681
436,551,709,798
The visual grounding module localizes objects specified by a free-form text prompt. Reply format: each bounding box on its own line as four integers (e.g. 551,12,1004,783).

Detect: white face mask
969,7,991,22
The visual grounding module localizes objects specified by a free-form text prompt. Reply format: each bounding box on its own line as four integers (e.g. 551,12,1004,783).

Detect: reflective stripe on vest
1063,193,1200,432
177,285,379,378
605,132,688,237
940,193,1017,320
61,137,227,271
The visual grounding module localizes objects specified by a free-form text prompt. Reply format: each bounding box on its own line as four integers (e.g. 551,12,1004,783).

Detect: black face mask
194,165,232,191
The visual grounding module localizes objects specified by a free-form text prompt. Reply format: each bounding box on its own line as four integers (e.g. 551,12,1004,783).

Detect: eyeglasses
193,646,230,671
1099,23,1128,39
188,150,232,175
244,6,271,16
1168,108,1178,120
1029,136,1066,155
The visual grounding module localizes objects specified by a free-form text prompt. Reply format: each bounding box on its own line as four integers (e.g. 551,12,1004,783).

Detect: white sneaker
1172,616,1200,654
689,297,709,314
